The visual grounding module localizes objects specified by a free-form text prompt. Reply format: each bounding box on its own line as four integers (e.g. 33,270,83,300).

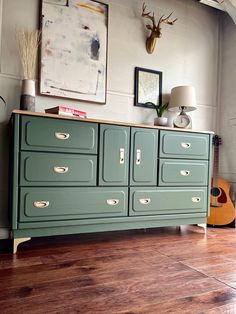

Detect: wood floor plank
0,258,189,290
0,277,226,313
0,265,205,304
203,303,236,313
117,287,236,314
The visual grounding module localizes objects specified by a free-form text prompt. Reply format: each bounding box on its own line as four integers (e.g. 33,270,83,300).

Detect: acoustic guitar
207,135,235,226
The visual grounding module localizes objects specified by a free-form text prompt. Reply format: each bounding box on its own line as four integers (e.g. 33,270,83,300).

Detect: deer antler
141,2,178,54
157,12,178,28
142,2,157,29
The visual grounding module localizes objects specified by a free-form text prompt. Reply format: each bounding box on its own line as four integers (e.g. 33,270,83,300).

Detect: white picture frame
40,0,108,103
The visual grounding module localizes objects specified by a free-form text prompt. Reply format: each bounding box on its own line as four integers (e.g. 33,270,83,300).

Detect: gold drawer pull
55,132,70,140
181,142,191,149
53,166,69,173
139,198,151,205
107,199,119,206
192,197,201,203
120,148,125,164
136,149,141,165
180,170,190,176
33,201,50,208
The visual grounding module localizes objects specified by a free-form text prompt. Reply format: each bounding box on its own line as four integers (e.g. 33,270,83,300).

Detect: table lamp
168,86,197,129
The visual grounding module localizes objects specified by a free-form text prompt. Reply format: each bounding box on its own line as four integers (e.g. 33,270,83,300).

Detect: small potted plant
145,102,169,126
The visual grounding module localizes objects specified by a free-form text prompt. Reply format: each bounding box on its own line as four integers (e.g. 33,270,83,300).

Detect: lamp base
173,109,192,129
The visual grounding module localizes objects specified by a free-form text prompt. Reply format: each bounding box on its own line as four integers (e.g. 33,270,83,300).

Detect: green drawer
130,187,207,216
160,131,209,159
159,159,208,186
20,152,97,186
19,187,128,222
21,116,98,154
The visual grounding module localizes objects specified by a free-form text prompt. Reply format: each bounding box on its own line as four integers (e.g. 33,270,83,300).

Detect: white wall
218,14,236,192
0,0,220,237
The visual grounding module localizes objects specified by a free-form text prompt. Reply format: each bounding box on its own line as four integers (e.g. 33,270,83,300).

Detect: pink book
45,106,87,117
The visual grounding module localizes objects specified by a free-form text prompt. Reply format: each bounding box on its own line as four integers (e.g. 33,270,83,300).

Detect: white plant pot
20,79,36,111
154,117,168,126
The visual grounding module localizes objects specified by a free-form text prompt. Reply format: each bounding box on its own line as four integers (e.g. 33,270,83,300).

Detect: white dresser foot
13,237,31,254
197,223,207,233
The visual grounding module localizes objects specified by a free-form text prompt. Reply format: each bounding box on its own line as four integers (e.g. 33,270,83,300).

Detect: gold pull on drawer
119,148,125,164
136,149,141,165
180,170,190,176
192,197,201,203
181,142,191,149
107,199,119,206
33,201,50,208
55,132,70,140
53,166,69,173
139,198,151,205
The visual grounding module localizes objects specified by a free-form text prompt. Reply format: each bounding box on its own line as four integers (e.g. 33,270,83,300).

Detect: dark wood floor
1,226,236,313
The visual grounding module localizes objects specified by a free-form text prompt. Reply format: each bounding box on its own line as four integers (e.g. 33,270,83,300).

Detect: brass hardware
120,148,125,164
33,201,50,208
55,132,70,140
53,166,69,173
181,142,191,149
136,149,141,165
139,198,151,205
107,199,119,206
192,197,201,203
141,2,177,54
180,170,190,176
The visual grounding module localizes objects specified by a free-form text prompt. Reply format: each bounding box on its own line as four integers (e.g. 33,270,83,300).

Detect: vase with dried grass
17,29,40,111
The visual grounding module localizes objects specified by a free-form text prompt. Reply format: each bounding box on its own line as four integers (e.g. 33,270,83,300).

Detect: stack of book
45,106,87,118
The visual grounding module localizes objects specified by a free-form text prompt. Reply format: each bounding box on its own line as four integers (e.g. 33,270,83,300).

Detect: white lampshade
168,86,197,112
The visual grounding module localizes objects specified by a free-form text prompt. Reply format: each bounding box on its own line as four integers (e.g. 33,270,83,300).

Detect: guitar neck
212,143,219,187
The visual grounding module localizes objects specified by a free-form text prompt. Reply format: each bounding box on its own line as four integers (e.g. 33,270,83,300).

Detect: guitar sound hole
211,187,221,197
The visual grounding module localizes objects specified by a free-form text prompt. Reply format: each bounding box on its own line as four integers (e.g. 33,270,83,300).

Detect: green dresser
10,111,213,253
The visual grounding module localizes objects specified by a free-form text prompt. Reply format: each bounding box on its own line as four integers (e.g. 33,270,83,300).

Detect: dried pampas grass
16,29,41,80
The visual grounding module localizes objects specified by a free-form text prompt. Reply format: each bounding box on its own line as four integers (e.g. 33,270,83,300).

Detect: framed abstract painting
40,0,108,103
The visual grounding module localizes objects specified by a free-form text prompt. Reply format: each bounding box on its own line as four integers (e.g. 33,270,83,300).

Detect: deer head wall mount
141,3,178,54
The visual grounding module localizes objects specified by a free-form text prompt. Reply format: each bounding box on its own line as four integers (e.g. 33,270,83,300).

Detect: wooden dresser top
12,110,214,135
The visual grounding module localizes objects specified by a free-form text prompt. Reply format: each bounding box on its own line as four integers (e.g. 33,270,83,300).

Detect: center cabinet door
130,128,158,186
99,124,130,186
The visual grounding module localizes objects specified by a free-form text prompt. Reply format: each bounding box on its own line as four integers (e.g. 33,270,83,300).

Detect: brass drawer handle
180,170,190,176
53,166,69,173
55,132,70,140
192,197,201,203
33,201,50,208
120,148,125,164
136,149,141,165
107,199,119,206
139,198,151,205
181,142,191,149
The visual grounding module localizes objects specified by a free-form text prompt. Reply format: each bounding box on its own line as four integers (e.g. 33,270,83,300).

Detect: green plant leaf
144,101,168,117
0,96,6,106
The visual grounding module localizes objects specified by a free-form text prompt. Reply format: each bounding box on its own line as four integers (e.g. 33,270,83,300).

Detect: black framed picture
134,67,162,108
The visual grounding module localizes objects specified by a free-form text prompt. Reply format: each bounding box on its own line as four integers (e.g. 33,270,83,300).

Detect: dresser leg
13,237,31,254
197,223,207,233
